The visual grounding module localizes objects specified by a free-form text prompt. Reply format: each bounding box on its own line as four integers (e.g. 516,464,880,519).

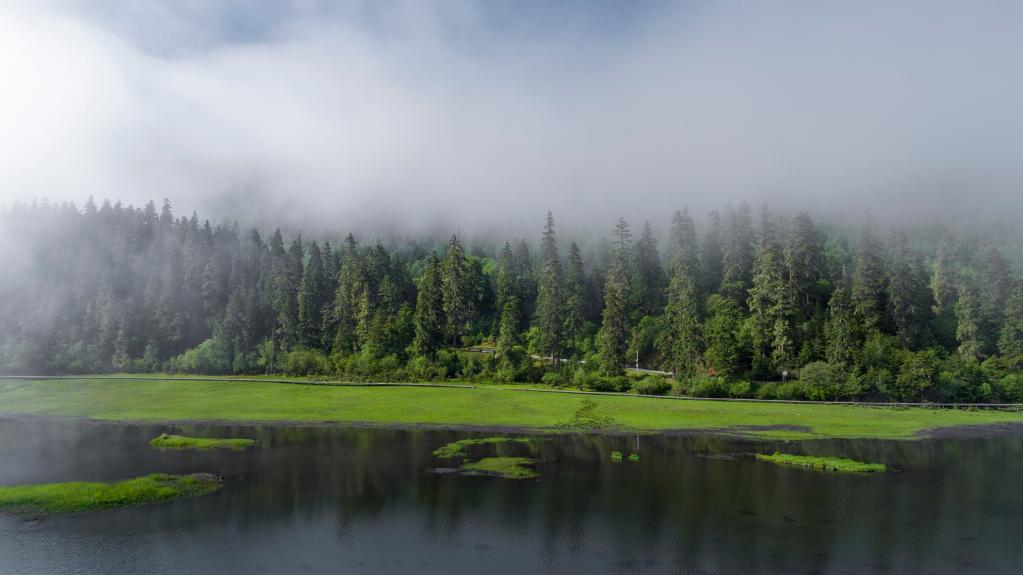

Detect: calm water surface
0,418,1021,574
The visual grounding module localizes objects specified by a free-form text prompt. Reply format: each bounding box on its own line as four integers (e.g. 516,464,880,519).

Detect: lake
0,418,1020,574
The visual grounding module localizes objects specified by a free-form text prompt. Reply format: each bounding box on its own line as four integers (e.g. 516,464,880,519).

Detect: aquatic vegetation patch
461,457,539,479
0,473,222,515
432,436,532,459
611,451,640,462
755,452,886,473
151,433,256,450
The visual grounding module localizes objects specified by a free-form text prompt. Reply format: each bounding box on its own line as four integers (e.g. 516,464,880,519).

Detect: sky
1,0,1022,235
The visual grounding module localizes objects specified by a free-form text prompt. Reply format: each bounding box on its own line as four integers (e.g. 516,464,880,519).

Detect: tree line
1,198,1021,402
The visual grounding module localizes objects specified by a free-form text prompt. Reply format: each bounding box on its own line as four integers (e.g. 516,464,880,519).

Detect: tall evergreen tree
887,232,932,349
413,252,445,357
720,203,755,306
747,207,796,373
599,218,632,375
701,210,724,294
852,214,887,334
659,209,703,377
441,235,470,347
533,212,563,362
999,282,1023,358
634,222,666,317
825,283,856,368
331,234,361,356
562,241,586,355
297,241,327,348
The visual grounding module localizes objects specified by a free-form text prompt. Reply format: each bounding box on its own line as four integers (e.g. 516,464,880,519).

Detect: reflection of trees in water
4,420,1022,572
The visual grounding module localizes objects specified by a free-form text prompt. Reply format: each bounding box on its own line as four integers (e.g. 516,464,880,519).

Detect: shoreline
3,411,1022,441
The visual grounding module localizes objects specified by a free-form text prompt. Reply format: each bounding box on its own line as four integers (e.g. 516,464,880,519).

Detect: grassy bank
0,377,1021,439
150,433,256,450
756,452,887,473
0,473,221,514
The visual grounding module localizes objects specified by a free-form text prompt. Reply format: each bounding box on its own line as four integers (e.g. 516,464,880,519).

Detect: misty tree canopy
1,197,1021,403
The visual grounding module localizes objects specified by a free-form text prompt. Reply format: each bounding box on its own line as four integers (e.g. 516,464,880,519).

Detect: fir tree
852,213,887,334
413,252,445,357
562,241,586,355
441,235,470,347
533,212,563,362
599,218,632,375
297,241,327,348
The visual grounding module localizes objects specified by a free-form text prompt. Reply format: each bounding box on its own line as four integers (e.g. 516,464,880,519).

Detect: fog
1,1,1022,235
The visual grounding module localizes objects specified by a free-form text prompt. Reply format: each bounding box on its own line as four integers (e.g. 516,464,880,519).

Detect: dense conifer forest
2,198,1021,403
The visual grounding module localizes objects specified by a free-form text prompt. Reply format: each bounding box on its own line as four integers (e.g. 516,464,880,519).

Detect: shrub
280,347,331,376
727,380,752,398
633,375,671,396
775,382,806,400
755,382,779,399
586,375,631,393
800,361,841,401
167,339,231,375
687,375,729,398
541,370,568,387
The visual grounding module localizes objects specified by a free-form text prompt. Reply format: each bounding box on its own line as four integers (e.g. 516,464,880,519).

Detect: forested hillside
2,198,1021,402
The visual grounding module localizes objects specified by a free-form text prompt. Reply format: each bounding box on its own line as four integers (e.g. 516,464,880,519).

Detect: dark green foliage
1,199,1019,404
598,218,633,375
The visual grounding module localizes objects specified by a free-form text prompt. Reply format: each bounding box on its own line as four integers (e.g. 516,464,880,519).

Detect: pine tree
785,212,824,312
441,235,470,347
702,295,743,377
701,210,724,294
297,241,327,348
658,209,703,377
562,241,586,355
930,230,958,314
599,218,632,375
999,282,1023,358
413,252,445,357
332,234,361,356
720,203,754,306
852,214,887,334
887,232,932,349
956,278,983,361
533,212,563,362
747,207,796,373
980,247,1012,353
825,283,855,367
497,297,521,355
634,222,666,317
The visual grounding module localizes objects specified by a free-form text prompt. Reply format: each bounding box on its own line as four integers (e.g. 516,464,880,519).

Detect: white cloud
1,1,1021,233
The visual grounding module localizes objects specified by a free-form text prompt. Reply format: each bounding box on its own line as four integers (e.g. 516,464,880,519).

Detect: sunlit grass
0,377,1020,440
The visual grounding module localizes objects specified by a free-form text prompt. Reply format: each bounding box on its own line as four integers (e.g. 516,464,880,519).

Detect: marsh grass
461,457,539,479
0,473,221,514
150,433,256,450
755,452,886,473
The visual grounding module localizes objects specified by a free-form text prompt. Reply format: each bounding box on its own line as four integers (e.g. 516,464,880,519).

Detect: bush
633,375,671,396
167,339,231,375
727,380,752,398
280,347,331,376
755,382,779,399
585,375,631,393
799,361,841,401
775,382,806,400
686,375,729,398
541,370,569,387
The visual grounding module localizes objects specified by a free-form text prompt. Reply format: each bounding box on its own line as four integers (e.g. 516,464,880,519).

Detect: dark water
0,419,1021,574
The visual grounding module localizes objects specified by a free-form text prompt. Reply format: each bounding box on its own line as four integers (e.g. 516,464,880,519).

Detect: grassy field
0,473,221,514
0,377,1021,439
755,452,887,473
150,433,256,450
